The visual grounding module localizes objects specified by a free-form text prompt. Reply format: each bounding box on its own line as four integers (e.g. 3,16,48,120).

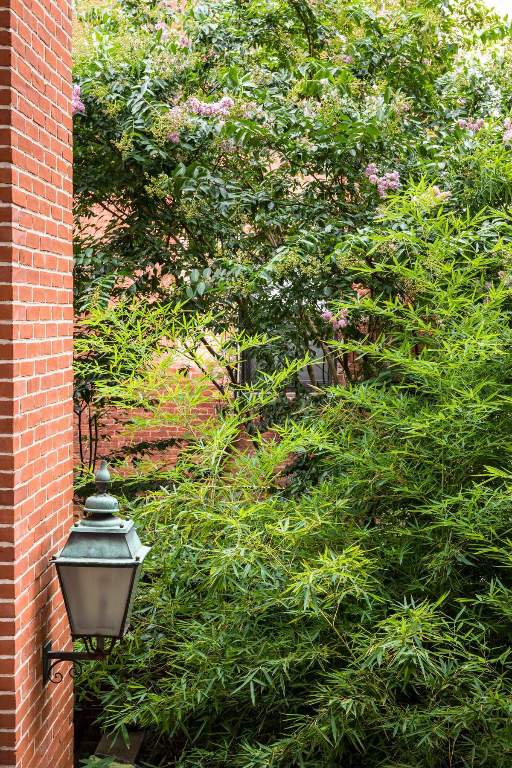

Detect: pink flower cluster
457,117,484,133
165,105,185,145
504,118,512,144
72,85,85,116
340,54,353,64
155,21,170,40
352,282,371,299
364,164,400,198
321,309,349,330
187,95,234,117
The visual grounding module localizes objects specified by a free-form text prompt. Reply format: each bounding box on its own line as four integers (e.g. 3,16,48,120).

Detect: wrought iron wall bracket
43,639,116,685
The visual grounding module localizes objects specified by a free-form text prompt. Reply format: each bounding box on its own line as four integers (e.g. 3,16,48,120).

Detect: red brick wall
74,364,219,469
0,0,74,766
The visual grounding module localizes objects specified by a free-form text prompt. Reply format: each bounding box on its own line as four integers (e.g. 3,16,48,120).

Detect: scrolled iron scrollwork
44,660,65,685
45,656,89,684
42,638,118,685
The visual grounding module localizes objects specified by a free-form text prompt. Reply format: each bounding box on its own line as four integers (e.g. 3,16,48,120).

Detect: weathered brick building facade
0,0,73,765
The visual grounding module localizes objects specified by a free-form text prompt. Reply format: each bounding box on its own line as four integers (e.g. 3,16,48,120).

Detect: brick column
0,0,74,767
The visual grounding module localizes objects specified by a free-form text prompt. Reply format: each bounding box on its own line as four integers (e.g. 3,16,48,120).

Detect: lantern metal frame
43,462,150,685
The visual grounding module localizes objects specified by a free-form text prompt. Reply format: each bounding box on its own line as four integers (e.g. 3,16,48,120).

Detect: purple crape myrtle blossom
178,34,191,48
72,85,85,116
457,117,484,133
365,164,400,197
187,95,235,117
503,118,512,144
155,21,170,40
321,308,349,331
332,309,349,330
377,171,400,198
166,106,185,143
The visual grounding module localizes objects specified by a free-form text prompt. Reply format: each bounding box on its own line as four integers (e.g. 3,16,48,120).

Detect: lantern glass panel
58,564,136,637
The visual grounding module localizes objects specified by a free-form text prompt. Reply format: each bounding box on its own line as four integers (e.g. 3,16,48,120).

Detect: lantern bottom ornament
43,462,150,685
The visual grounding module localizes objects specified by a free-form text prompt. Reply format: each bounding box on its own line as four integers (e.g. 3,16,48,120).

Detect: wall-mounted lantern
43,462,150,684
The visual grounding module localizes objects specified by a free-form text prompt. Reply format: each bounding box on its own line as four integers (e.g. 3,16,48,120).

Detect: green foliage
77,203,512,766
73,0,499,372
74,296,305,472
73,1,512,766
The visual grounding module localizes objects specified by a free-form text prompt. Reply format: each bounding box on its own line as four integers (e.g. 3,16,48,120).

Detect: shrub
77,201,512,767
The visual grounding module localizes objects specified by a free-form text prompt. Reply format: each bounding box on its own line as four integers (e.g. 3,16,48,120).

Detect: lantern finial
95,460,111,493
84,461,119,520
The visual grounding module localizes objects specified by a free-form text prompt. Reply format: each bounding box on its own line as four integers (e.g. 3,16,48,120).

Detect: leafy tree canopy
74,0,500,366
